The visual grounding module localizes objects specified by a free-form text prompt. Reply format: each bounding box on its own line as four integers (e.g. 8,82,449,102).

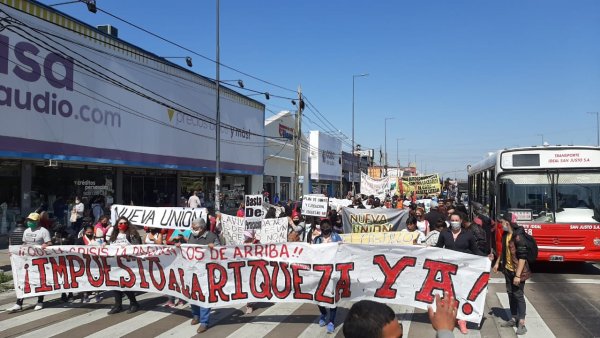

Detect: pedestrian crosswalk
0,287,577,338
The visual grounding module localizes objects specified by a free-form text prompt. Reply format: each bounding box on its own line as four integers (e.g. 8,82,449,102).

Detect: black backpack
520,231,539,264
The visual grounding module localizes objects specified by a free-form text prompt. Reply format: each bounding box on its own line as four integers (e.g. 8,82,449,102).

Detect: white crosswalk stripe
225,302,303,338
155,304,246,337
497,292,556,337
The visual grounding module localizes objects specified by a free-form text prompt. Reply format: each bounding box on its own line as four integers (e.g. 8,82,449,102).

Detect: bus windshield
498,172,600,224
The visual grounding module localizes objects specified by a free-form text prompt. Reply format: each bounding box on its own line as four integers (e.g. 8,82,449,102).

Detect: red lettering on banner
244,245,252,257
168,269,181,293
117,257,136,288
280,244,289,258
148,257,166,290
207,263,230,303
335,262,354,302
233,246,243,259
178,268,191,298
86,255,105,288
248,260,273,300
66,255,85,288
23,264,31,293
49,256,69,290
190,273,206,302
291,263,312,300
373,255,417,298
414,259,458,304
135,258,150,289
255,245,264,257
100,256,119,287
227,261,248,300
313,264,334,304
271,261,292,299
32,258,52,292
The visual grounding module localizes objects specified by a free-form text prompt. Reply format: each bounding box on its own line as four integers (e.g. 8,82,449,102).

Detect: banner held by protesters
341,207,408,233
10,243,491,323
110,205,207,229
221,214,287,245
301,195,329,217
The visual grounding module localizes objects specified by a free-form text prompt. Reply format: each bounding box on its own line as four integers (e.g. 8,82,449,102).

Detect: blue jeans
191,305,211,326
318,306,337,324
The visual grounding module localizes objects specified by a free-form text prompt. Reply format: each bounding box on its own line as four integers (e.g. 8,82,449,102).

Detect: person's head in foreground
343,300,402,338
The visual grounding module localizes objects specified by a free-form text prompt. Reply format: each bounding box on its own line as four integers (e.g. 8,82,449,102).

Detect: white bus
467,146,600,262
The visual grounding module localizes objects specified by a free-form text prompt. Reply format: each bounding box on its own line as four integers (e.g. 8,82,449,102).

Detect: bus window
498,173,553,223
555,173,600,224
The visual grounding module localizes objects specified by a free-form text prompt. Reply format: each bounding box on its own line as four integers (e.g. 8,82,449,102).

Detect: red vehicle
467,146,600,262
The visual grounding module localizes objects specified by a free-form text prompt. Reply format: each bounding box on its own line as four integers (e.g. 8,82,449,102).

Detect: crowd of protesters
5,188,532,337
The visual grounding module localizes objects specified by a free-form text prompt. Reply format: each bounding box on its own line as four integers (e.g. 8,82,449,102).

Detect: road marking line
225,302,303,338
490,278,600,284
155,304,245,337
496,292,556,337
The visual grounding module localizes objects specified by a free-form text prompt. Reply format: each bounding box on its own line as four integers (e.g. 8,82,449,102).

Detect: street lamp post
396,138,404,168
384,117,395,174
588,112,600,146
352,73,368,194
537,133,544,145
215,0,221,213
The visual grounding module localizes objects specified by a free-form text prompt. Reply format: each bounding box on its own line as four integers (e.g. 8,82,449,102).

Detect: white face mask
191,229,200,236
450,221,461,230
502,224,509,232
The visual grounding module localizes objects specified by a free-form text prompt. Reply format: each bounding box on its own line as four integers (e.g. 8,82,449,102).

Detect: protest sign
221,214,287,245
244,195,265,230
341,232,416,245
341,207,408,233
399,174,441,196
110,205,207,229
10,243,491,323
360,172,390,198
302,195,329,217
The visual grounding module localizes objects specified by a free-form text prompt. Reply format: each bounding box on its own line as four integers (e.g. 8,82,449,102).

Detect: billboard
309,131,341,181
0,2,264,174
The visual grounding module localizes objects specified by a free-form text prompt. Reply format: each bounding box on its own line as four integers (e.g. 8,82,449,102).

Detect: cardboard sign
244,195,265,230
302,195,329,217
221,214,287,245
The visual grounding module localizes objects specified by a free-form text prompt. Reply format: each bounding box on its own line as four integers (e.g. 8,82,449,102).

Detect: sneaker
516,324,528,335
458,319,468,334
501,319,516,327
83,296,90,303
190,316,199,325
67,296,75,303
6,304,22,313
164,301,176,308
176,299,186,306
318,314,327,327
128,303,139,314
94,295,103,303
326,322,335,334
107,305,122,315
34,303,43,311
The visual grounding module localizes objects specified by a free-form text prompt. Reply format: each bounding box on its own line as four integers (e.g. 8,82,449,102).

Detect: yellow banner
399,174,441,196
340,232,419,245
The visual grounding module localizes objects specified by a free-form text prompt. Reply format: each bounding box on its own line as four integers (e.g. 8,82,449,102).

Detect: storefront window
280,176,290,202
181,175,247,215
123,171,177,207
0,160,21,234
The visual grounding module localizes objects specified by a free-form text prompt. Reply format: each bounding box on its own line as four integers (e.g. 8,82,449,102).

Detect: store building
309,131,342,197
0,1,264,233
262,111,309,202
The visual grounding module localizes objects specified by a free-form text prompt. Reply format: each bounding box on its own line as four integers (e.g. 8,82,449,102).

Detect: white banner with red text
9,244,491,323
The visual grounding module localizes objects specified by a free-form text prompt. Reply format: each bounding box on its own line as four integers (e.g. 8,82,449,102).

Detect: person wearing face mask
178,217,220,333
312,218,343,334
493,212,531,335
288,210,306,242
108,217,141,314
435,212,484,334
7,213,51,313
94,215,113,244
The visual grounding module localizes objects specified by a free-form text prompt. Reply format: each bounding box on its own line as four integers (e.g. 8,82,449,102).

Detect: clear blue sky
39,0,600,178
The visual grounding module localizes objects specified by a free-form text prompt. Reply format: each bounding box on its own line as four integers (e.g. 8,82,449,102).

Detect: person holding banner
182,218,220,333
312,218,343,334
244,229,260,314
288,210,305,242
108,217,142,314
94,215,113,245
7,212,51,313
415,207,430,235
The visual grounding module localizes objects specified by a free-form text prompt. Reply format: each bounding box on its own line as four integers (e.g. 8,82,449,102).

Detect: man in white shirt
7,212,52,313
188,190,201,208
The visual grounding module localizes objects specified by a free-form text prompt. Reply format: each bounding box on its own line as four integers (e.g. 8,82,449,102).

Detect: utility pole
214,0,221,212
293,86,304,200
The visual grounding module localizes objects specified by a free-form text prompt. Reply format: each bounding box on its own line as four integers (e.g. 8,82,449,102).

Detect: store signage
278,124,294,140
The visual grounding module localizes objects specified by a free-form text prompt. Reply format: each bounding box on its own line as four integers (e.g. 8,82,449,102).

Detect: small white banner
244,195,265,230
110,205,207,229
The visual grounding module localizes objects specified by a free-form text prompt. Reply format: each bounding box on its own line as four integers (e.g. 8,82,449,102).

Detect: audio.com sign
0,34,121,128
